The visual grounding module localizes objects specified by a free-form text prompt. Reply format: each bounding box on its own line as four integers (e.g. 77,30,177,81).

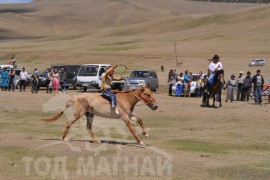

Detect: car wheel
73,84,77,90
83,87,87,92
66,86,69,89
154,85,159,92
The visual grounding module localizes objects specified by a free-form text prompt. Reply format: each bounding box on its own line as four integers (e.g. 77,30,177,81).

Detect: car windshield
129,71,149,78
191,75,199,81
78,65,99,76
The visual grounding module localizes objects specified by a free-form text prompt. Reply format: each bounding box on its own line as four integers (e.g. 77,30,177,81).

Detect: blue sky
0,0,33,4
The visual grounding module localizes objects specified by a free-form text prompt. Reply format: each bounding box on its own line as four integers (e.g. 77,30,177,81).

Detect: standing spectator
242,71,252,101
8,68,16,91
52,68,60,96
19,67,28,92
175,72,184,97
161,65,164,72
168,69,177,96
188,72,193,97
34,67,39,76
224,74,237,102
236,71,245,101
252,70,264,104
60,68,67,94
1,67,9,91
46,67,52,93
183,70,190,97
9,55,17,68
197,75,204,97
199,71,203,79
31,75,38,93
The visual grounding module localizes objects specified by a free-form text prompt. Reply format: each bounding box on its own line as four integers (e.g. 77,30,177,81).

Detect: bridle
124,78,155,106
116,64,156,106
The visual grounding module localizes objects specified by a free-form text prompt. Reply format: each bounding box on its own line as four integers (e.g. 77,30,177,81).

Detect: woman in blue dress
1,67,9,91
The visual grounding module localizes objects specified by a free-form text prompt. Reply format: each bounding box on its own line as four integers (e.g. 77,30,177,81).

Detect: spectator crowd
167,68,270,104
1,66,68,96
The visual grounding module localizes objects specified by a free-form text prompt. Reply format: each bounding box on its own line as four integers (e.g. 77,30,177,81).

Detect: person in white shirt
208,54,225,85
19,67,28,91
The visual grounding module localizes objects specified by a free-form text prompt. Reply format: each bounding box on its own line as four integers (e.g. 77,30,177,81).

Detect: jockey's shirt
209,62,223,73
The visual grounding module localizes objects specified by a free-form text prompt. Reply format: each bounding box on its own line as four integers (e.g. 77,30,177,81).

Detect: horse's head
139,85,158,110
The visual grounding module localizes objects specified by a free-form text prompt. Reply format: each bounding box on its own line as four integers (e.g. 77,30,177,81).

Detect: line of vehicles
76,64,159,92
0,57,266,93
0,64,159,92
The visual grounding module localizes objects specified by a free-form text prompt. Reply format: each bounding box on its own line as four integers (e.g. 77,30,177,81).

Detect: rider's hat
239,71,243,74
213,54,220,59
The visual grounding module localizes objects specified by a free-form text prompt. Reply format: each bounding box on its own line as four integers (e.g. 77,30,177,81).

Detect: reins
116,64,152,106
124,78,152,106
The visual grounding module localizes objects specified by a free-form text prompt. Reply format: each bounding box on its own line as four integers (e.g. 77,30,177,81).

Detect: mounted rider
208,54,225,86
101,65,124,114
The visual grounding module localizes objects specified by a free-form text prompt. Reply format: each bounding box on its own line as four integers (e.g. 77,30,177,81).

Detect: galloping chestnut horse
42,86,158,146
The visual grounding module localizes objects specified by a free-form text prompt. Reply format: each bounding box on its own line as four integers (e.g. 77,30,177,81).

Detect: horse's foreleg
131,114,148,137
85,112,100,143
213,94,216,107
121,114,143,145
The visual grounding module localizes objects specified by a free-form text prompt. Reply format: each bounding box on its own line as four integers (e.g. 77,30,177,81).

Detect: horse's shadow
41,138,148,148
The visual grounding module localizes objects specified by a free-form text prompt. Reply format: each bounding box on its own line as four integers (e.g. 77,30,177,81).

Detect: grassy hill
0,0,269,79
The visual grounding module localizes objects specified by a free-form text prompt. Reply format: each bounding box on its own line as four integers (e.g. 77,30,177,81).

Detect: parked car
76,64,110,92
249,58,266,66
44,65,81,89
123,70,159,92
172,74,206,96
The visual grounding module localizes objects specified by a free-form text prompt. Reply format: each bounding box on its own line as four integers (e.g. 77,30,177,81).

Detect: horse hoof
93,140,101,144
63,138,69,142
139,141,146,147
144,133,149,137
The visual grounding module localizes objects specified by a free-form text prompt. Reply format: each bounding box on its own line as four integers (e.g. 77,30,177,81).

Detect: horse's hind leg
62,111,84,141
85,112,100,143
131,114,149,137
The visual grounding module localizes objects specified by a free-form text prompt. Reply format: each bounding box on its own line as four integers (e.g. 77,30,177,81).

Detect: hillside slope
0,0,258,38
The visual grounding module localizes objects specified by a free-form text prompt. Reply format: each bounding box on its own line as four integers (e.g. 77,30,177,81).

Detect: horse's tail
42,97,76,122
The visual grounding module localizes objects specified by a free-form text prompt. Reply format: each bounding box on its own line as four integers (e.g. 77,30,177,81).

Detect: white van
76,64,111,92
249,58,266,66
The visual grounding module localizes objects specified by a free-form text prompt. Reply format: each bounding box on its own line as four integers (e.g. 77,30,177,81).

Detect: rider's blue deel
209,73,216,85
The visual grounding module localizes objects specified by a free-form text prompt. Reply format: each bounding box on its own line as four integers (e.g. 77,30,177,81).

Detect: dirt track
1,87,270,179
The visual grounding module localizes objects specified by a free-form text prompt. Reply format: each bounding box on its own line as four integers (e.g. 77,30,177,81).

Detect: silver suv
124,70,159,92
249,58,266,66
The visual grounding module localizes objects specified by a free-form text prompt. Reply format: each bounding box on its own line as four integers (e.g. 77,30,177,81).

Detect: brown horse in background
42,86,158,146
202,77,223,108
